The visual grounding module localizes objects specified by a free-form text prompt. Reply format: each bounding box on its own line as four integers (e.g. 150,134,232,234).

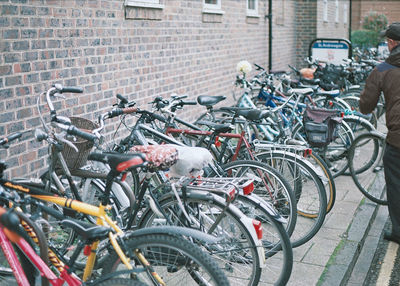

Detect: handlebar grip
123,107,138,114
152,112,168,123
60,86,83,93
0,132,22,146
117,94,128,104
0,208,21,235
183,101,197,106
67,126,97,142
108,108,124,118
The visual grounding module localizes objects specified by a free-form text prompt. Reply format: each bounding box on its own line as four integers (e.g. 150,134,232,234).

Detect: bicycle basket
303,105,343,147
54,117,98,170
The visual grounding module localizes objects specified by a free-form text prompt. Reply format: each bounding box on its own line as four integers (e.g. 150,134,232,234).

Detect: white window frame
335,0,339,23
323,0,328,22
203,0,224,15
343,3,348,24
125,0,164,9
247,0,259,17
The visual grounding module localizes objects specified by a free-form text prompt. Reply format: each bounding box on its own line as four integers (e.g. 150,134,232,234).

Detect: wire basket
54,117,98,170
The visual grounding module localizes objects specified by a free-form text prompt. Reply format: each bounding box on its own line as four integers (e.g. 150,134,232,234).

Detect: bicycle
347,131,387,205
1,86,231,285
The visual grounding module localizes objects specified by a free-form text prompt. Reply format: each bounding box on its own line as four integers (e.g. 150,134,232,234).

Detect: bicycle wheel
13,179,77,255
138,191,262,286
291,120,354,178
313,96,351,111
255,151,327,247
97,278,147,285
219,160,297,239
348,132,387,205
341,95,378,128
232,194,293,285
343,115,376,140
101,233,229,286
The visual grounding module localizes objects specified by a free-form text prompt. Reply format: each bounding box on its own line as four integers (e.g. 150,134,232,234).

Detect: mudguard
126,225,222,244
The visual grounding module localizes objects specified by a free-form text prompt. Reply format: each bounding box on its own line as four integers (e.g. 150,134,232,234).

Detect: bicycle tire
101,233,230,286
348,132,387,205
341,95,378,128
254,152,327,247
343,115,376,140
219,160,297,238
291,120,354,178
138,191,262,286
97,278,147,286
232,193,293,285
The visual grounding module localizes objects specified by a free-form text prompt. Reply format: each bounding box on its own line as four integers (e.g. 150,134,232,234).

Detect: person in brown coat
360,22,400,244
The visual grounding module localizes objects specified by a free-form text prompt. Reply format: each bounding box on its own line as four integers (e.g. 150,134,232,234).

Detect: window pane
205,0,217,4
248,0,256,10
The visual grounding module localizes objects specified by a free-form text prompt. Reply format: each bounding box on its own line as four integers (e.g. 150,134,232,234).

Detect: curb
319,173,385,286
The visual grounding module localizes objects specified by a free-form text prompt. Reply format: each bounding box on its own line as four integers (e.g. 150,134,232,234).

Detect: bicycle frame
0,225,81,286
0,178,165,284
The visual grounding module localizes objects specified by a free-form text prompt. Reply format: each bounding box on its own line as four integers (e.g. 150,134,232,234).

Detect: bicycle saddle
130,145,178,171
291,88,314,95
220,107,270,121
61,219,111,241
195,120,232,133
315,89,340,98
197,95,226,107
87,152,147,173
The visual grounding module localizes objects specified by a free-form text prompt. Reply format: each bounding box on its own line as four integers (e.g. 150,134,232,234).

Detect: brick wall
0,0,349,177
352,0,400,30
271,0,298,71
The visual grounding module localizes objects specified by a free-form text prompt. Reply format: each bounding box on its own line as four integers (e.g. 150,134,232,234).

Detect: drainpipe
349,0,352,41
267,0,272,72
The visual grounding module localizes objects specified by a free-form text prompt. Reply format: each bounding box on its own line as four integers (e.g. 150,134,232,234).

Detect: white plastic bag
168,145,213,177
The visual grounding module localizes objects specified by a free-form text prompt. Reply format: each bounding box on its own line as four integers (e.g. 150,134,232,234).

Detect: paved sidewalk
285,171,385,286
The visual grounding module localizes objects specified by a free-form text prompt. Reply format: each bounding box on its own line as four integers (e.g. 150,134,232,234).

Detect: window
343,4,348,24
125,0,164,9
203,0,224,14
247,0,259,17
335,0,339,23
204,0,221,11
323,0,328,22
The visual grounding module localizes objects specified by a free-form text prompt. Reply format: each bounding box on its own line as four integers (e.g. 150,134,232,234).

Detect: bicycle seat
220,107,270,121
61,219,111,241
87,152,147,173
315,89,340,98
301,78,320,85
197,96,226,107
130,145,179,171
291,88,314,95
195,120,232,133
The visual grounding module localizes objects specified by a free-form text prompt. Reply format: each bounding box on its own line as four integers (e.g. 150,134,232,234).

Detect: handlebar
45,84,83,114
0,132,23,146
66,125,98,142
254,63,265,71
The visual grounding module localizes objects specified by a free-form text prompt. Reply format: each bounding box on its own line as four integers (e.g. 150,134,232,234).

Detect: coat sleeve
359,68,381,115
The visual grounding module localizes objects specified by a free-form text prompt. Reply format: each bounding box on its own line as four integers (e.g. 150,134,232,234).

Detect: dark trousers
383,143,400,236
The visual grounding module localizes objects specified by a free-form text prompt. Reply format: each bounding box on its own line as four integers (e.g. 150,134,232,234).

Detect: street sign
309,38,352,65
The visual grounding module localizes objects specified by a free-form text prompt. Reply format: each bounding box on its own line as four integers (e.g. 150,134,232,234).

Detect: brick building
1,0,349,177
351,0,400,31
